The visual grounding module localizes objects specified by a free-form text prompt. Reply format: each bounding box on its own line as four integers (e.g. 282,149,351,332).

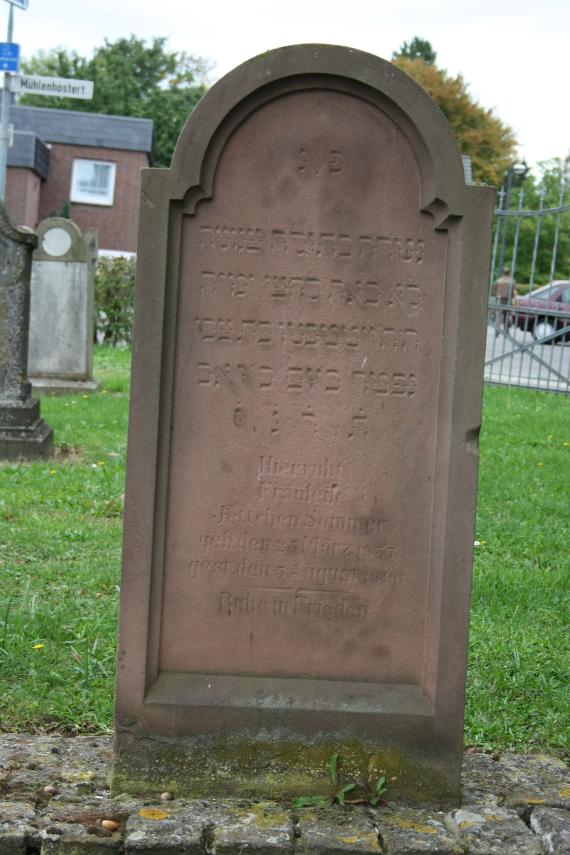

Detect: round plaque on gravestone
42,227,72,257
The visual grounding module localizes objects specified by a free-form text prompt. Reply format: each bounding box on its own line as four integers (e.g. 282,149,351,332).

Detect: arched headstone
28,217,99,393
113,45,494,805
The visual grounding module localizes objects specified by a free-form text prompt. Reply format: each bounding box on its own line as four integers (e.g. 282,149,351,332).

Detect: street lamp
510,161,529,184
498,160,529,275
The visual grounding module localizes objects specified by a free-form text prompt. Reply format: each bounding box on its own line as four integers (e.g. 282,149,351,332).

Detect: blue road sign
0,42,19,72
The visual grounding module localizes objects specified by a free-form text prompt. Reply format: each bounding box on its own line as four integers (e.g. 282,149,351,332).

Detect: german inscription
115,44,494,804
159,89,446,684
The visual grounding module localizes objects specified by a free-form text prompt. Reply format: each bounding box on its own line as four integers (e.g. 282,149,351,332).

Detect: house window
70,159,116,206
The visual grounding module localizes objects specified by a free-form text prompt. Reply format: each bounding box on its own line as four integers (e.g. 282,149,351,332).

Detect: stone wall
0,735,568,854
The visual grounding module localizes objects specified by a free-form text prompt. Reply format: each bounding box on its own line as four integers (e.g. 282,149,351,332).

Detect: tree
21,37,209,167
392,55,517,186
393,37,436,64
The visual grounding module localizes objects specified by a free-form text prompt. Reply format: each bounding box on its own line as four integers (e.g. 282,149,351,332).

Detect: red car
512,280,570,342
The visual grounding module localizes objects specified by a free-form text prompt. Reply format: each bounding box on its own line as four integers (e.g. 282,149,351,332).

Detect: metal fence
485,176,570,394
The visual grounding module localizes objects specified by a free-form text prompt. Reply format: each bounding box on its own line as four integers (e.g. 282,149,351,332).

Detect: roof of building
8,130,50,179
10,105,154,158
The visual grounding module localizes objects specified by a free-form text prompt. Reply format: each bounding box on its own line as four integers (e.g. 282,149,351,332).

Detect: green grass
0,352,568,756
0,346,130,732
466,386,570,754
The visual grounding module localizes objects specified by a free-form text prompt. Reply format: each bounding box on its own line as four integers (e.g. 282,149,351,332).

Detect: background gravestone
28,218,99,394
113,45,494,806
0,204,53,460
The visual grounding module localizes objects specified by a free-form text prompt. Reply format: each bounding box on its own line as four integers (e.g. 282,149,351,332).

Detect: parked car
512,280,570,342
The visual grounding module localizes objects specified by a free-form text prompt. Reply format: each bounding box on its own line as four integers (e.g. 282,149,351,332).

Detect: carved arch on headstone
34,217,87,262
167,45,468,230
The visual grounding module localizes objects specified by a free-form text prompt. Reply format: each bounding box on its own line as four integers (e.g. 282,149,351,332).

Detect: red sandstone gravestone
113,45,494,805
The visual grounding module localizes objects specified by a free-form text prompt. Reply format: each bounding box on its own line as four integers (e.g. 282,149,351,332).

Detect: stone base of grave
0,735,568,855
0,399,53,460
30,377,100,395
111,731,460,807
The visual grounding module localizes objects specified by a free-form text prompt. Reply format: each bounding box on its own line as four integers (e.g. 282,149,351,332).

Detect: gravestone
28,218,99,393
113,45,494,805
0,204,53,459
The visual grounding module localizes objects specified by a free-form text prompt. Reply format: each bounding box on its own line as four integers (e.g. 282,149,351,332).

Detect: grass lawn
0,347,568,756
467,386,569,755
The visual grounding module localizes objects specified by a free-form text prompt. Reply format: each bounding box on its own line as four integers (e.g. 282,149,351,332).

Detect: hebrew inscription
159,88,447,684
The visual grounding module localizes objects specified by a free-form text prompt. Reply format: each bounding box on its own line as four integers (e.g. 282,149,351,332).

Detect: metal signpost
0,0,94,200
0,0,20,200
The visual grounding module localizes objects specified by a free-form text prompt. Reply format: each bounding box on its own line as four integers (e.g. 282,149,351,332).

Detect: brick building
6,105,153,252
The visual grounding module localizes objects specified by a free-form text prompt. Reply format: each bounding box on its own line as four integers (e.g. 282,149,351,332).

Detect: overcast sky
6,0,569,175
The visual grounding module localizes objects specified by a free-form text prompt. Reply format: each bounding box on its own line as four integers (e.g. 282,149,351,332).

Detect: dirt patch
53,444,85,463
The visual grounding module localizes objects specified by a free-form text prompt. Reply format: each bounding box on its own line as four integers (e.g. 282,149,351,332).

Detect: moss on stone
339,833,379,847
388,816,438,835
111,735,458,807
227,802,289,828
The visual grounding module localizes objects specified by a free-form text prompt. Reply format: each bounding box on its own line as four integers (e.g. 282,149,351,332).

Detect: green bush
95,256,136,345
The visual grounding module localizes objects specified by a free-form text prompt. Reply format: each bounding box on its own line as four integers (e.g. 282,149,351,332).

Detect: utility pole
0,3,13,200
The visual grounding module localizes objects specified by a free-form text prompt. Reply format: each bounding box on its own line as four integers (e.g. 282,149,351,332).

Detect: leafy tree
393,36,436,64
21,37,209,167
392,55,517,186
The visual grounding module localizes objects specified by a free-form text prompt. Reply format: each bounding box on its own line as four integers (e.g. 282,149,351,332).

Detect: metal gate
485,168,570,393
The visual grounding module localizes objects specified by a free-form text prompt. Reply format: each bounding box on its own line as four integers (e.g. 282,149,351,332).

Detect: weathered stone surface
0,736,34,792
38,795,137,828
124,802,209,855
125,799,294,855
295,805,379,854
209,801,294,854
462,751,570,809
446,805,542,854
0,800,36,855
114,43,494,806
32,794,137,855
461,752,512,806
529,806,570,854
0,735,112,798
28,218,99,394
375,806,462,854
0,204,53,460
38,822,121,855
500,753,570,809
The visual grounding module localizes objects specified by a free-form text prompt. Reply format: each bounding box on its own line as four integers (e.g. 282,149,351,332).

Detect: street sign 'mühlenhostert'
11,74,93,99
